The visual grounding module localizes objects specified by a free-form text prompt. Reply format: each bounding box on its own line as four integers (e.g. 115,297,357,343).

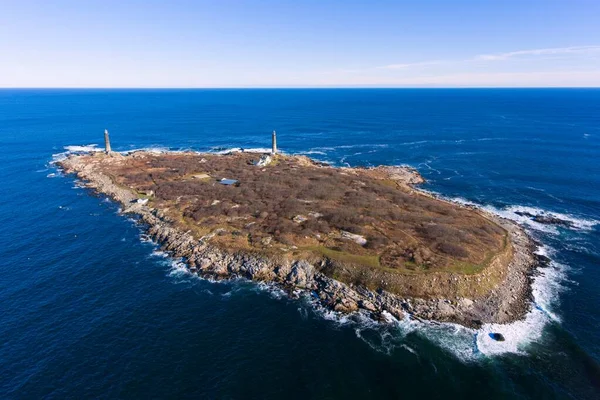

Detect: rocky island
58,142,539,328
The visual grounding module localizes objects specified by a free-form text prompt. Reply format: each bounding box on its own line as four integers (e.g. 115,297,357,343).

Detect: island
58,146,539,328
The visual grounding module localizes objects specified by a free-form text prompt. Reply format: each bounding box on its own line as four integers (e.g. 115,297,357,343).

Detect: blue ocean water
1,89,599,399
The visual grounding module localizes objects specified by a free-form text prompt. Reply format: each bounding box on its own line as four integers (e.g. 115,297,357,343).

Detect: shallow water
1,89,599,399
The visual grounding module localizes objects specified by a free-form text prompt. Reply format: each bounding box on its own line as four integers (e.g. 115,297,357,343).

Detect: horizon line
2,86,600,90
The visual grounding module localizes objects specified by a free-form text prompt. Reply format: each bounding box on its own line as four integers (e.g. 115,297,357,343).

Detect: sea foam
445,197,598,233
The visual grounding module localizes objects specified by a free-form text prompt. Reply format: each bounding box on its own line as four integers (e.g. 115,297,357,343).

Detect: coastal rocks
358,299,378,312
532,215,573,227
514,210,574,228
244,259,274,280
57,152,538,329
274,263,292,281
435,299,455,316
458,298,474,308
333,298,359,313
286,261,315,288
383,166,425,185
533,252,552,267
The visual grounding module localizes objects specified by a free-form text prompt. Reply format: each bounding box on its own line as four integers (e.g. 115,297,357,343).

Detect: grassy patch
304,246,380,268
444,261,485,275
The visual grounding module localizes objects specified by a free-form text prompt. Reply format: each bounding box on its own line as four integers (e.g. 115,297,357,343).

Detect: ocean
0,88,599,399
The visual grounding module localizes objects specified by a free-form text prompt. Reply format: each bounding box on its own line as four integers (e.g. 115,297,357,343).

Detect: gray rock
287,260,315,288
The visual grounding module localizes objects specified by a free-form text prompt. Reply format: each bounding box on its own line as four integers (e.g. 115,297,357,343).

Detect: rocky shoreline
58,151,541,328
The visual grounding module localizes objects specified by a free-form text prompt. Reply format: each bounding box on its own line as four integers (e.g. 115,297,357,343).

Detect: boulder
286,260,315,288
340,230,367,246
358,300,378,312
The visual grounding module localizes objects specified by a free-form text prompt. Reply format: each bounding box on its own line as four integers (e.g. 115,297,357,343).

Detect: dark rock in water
514,210,537,219
514,211,574,228
471,319,483,328
489,332,505,341
532,215,573,227
534,253,552,267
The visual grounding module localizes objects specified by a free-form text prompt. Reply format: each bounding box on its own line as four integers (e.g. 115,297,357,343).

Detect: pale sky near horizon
1,0,600,88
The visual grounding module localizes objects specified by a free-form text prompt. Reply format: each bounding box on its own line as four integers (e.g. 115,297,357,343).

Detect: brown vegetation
86,151,508,282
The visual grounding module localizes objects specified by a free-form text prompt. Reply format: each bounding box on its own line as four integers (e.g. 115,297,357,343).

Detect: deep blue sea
1,89,599,399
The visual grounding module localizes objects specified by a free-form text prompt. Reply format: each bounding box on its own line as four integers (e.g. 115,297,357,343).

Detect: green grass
303,245,495,276
444,261,486,275
304,246,381,268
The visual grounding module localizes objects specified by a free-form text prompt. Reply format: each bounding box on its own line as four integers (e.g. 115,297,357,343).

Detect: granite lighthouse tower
104,129,112,154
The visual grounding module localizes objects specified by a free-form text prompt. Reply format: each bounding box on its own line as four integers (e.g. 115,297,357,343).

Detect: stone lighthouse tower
104,129,112,154
271,130,277,154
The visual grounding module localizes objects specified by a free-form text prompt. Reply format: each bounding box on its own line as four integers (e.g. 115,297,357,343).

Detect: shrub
437,242,468,258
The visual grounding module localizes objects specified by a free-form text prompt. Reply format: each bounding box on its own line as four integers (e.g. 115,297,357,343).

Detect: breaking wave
473,245,567,357
64,144,103,153
210,147,274,155
51,144,102,163
446,198,598,233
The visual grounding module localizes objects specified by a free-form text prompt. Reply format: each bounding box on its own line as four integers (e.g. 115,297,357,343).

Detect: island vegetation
58,150,537,327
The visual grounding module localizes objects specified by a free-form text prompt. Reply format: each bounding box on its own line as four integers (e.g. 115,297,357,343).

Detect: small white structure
256,154,272,167
219,178,238,186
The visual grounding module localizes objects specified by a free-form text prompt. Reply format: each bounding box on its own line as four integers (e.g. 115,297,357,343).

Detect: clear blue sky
1,0,599,87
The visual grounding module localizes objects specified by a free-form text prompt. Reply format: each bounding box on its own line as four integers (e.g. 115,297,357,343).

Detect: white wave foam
408,319,479,362
482,204,560,234
50,143,102,163
444,197,598,233
505,205,598,231
475,241,569,356
531,256,569,322
167,258,190,278
150,249,168,257
124,146,172,155
533,243,554,258
210,147,273,155
476,309,547,356
64,144,102,153
252,281,288,300
400,344,419,357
